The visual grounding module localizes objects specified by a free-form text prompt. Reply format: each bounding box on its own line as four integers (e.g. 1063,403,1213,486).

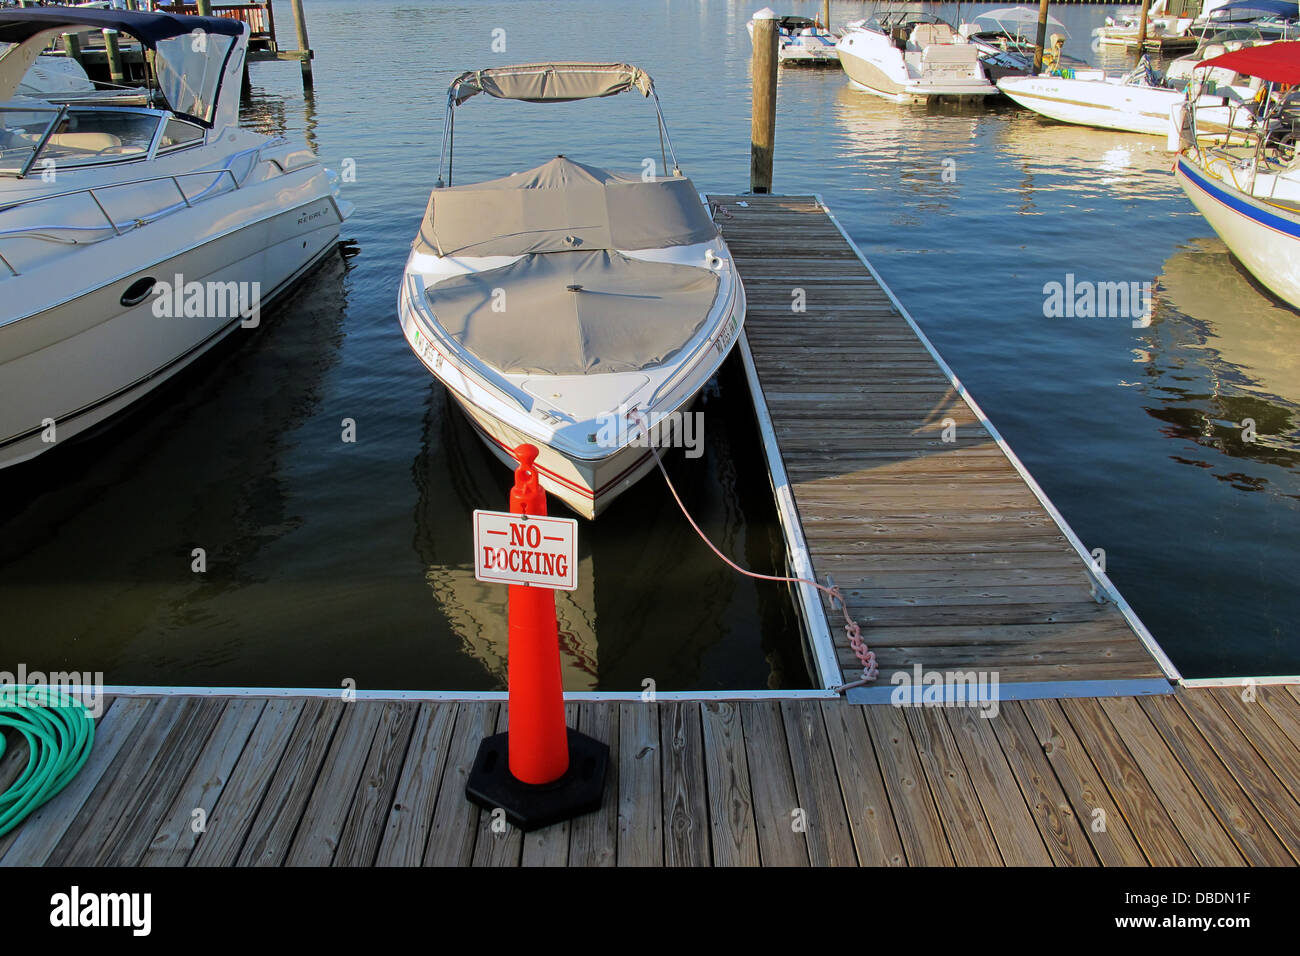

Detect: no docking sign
473,509,579,590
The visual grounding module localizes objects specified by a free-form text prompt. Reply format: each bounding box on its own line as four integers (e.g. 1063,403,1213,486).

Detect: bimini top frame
436,62,681,187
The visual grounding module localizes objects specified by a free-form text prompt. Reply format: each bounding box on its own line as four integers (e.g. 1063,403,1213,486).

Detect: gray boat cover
425,249,720,376
415,156,719,258
448,63,654,105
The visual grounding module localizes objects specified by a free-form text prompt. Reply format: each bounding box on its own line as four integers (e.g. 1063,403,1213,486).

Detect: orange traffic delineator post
465,444,608,831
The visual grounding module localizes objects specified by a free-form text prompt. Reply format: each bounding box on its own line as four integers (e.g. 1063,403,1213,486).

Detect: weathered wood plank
818,702,905,865
424,702,498,867
334,702,419,866
780,700,857,866
236,699,346,867
740,701,807,867
1139,695,1292,866
986,701,1098,866
860,704,954,865
284,702,385,866
188,699,308,867
700,701,761,866
141,698,265,866
616,702,663,866
942,706,1053,866
659,702,710,867
567,702,619,867
520,703,580,868
376,703,458,866
1057,697,1196,865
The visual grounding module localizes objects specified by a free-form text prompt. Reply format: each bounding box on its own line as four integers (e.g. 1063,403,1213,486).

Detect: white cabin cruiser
746,9,839,65
836,13,997,103
998,53,1260,139
957,7,1074,82
1094,0,1296,50
1174,41,1300,309
0,7,351,470
399,64,745,519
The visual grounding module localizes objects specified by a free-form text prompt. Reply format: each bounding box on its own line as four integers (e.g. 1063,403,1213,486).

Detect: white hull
0,185,345,468
836,25,996,102
998,74,1253,138
1176,157,1300,310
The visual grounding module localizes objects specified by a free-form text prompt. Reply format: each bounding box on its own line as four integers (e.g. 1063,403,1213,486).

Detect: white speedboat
399,63,745,519
16,51,150,106
1174,40,1300,309
835,13,997,103
0,6,351,470
998,55,1258,138
746,8,839,65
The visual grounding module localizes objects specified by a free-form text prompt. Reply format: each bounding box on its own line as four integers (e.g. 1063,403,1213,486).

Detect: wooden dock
5,195,1290,870
2,686,1298,866
710,195,1175,696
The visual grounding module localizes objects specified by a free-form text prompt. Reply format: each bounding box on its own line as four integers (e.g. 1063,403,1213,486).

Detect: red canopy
1197,41,1300,84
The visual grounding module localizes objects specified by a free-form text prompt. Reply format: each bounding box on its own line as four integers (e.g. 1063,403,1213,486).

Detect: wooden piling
103,30,125,85
290,0,314,90
1032,0,1050,73
196,0,214,15
822,0,830,30
62,32,82,69
750,11,778,195
1136,0,1153,53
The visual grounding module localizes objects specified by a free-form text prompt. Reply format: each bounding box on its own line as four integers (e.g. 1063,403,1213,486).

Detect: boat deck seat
909,23,956,50
46,132,122,152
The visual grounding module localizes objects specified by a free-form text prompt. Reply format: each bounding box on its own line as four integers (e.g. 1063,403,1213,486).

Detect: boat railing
0,148,261,277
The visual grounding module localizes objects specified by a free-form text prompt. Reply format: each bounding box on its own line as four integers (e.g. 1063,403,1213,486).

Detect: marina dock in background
3,193,1297,868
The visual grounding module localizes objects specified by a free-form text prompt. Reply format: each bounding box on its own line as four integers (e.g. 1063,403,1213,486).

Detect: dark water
1,1,1295,685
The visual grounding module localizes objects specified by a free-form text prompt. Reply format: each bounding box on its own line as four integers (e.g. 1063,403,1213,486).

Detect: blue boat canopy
0,6,244,46
1211,0,1299,19
0,6,246,127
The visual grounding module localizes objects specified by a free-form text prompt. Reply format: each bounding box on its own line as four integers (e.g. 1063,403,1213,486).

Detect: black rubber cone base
465,729,609,832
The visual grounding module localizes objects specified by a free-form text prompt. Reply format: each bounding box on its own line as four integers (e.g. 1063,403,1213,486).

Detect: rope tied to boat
633,412,877,689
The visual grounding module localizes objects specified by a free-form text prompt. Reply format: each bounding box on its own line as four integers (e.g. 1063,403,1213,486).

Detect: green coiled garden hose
0,686,95,838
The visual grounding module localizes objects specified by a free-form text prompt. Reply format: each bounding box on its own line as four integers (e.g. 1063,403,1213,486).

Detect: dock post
1032,0,1050,73
1136,0,1153,54
822,0,830,29
103,30,125,85
290,0,314,91
750,9,778,195
61,32,82,70
196,0,214,15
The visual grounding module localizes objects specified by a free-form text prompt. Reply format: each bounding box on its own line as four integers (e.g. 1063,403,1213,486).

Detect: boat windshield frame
0,104,183,178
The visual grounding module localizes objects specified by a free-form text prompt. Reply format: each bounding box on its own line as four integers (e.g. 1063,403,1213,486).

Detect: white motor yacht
835,13,997,103
0,6,352,470
399,63,746,519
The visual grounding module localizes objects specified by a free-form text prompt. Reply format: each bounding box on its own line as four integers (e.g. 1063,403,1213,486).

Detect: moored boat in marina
1173,40,1300,309
746,8,839,65
835,12,997,103
398,63,746,519
997,52,1261,139
0,6,352,471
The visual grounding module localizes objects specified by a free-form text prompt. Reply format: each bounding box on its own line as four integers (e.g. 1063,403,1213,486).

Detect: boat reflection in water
1139,237,1299,486
411,357,812,692
0,248,353,682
